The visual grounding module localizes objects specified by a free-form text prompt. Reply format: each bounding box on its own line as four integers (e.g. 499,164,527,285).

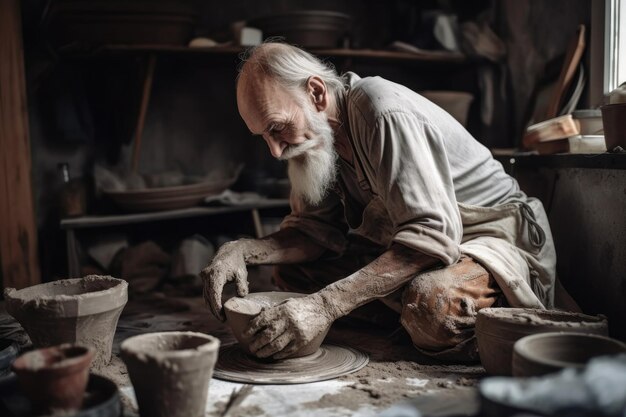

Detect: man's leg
400,255,504,362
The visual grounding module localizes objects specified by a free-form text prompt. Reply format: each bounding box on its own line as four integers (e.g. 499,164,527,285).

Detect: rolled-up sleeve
357,111,462,265
280,191,349,254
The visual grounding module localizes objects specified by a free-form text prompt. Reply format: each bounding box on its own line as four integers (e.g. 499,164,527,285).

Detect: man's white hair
237,42,346,94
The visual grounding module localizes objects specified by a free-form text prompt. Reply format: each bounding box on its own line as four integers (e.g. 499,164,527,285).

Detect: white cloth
281,73,556,308
204,189,265,205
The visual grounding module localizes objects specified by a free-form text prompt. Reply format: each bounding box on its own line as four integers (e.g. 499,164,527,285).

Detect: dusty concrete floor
99,266,484,417
1,266,485,417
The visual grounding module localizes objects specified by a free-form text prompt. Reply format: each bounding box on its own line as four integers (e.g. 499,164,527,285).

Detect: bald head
236,42,345,95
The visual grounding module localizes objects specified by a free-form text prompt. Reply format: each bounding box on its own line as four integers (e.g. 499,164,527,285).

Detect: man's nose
265,135,285,159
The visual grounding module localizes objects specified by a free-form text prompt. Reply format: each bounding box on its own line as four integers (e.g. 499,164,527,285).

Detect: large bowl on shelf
248,10,352,48
104,176,237,212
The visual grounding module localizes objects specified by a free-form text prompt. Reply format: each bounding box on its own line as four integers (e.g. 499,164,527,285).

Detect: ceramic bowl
0,373,122,417
223,291,329,359
247,11,351,48
4,275,128,368
475,307,608,376
512,331,626,377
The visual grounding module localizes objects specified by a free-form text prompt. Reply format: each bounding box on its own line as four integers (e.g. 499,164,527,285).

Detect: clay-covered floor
104,266,483,417
1,266,484,417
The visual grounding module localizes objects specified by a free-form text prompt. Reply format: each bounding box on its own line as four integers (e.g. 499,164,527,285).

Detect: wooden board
0,0,41,289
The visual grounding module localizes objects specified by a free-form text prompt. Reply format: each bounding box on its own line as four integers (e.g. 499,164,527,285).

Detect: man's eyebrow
250,120,287,136
261,122,279,135
248,125,269,136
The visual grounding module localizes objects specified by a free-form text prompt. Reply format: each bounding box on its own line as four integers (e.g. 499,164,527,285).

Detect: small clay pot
475,307,608,376
512,332,626,377
224,291,329,359
11,344,94,414
600,103,626,151
4,275,128,368
121,331,220,417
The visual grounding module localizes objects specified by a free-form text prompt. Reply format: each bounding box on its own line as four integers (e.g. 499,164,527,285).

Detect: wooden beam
0,0,41,289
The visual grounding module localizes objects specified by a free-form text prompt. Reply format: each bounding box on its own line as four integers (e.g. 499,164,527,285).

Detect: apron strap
518,201,547,249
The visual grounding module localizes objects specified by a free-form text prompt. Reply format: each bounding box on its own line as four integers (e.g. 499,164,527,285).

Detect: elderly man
202,42,559,362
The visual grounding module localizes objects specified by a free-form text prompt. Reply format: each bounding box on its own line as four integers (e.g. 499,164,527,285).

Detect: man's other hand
244,294,334,359
201,241,249,321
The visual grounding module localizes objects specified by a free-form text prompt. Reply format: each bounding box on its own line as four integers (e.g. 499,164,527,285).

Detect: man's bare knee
400,256,498,352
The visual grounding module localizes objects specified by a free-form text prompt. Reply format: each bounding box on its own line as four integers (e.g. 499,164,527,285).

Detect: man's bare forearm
236,228,327,265
316,243,442,319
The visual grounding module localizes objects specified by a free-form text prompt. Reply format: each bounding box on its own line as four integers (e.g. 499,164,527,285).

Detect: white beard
280,107,338,206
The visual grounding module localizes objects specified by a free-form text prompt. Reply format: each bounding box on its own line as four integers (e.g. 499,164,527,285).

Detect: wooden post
0,0,41,289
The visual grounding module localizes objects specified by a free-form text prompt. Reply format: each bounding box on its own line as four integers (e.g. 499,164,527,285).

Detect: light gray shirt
281,72,520,265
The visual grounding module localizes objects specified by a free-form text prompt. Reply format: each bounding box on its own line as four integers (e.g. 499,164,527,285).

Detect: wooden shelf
492,150,626,170
60,199,290,229
63,44,469,65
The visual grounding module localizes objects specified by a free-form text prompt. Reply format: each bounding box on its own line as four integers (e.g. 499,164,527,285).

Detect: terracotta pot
121,331,220,417
512,332,626,377
11,344,94,414
601,103,626,151
475,307,608,376
224,291,329,359
4,275,128,368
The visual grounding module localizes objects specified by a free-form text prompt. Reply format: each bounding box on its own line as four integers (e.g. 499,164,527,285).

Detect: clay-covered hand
245,294,335,359
200,241,249,321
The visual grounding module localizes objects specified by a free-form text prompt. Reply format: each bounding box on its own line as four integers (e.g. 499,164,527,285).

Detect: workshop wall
514,165,626,342
496,0,591,144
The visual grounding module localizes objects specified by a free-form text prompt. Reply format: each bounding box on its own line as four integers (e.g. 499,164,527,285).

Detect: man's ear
306,76,328,112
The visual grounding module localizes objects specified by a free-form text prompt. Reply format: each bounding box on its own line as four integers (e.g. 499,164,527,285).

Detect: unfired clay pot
223,291,330,359
4,275,128,368
512,332,626,377
121,331,220,417
12,344,94,414
475,307,608,376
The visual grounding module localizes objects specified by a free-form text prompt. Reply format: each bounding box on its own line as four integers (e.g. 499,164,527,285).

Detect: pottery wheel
213,344,369,384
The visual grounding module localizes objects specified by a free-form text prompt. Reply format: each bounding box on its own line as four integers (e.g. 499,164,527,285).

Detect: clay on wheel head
224,291,329,359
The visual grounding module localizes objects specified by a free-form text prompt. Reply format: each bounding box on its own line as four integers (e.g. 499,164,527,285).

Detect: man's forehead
237,70,276,103
237,71,301,131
